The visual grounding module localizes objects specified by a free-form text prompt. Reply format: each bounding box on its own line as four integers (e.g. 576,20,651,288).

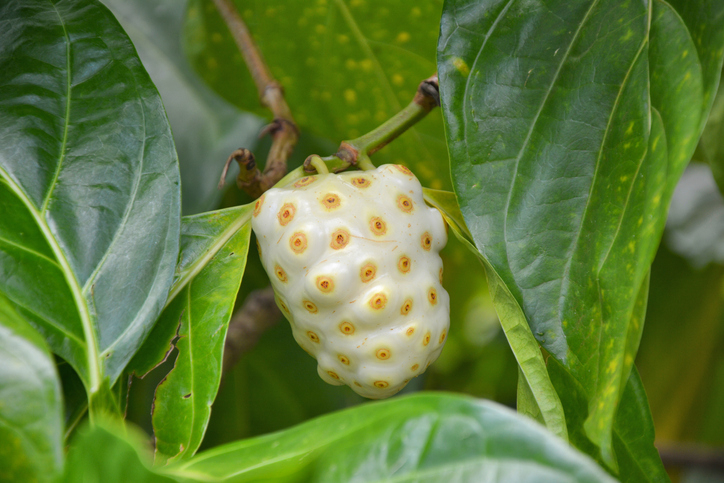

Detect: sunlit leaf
183,0,449,191
438,0,724,466
163,393,615,483
0,0,181,402
0,295,64,483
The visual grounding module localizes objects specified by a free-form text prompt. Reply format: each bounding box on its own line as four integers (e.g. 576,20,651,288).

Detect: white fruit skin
252,164,449,399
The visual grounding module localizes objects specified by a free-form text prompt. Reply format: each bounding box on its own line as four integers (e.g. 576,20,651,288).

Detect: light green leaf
164,393,614,483
182,0,449,191
126,205,253,463
0,294,64,483
0,0,181,402
438,0,724,467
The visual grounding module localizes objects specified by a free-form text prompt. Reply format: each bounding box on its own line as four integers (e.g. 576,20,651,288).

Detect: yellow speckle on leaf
682,50,689,59
396,32,411,43
452,57,470,77
344,89,357,103
211,33,223,43
620,175,629,183
652,194,661,205
360,59,373,71
315,24,326,34
346,59,357,70
621,28,633,41
207,58,218,69
628,241,636,252
392,74,404,86
338,34,349,44
625,121,634,135
411,7,421,17
607,360,618,374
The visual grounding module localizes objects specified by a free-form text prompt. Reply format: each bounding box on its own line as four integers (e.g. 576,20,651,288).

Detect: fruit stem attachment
214,0,299,198
333,74,439,170
303,155,330,175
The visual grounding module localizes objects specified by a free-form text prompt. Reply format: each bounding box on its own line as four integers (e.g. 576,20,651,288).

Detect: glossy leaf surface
0,295,64,483
438,0,724,465
150,206,253,464
183,0,449,191
0,0,181,394
102,0,264,214
165,393,614,483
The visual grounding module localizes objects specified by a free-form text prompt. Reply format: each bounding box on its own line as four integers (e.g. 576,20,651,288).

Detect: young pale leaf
0,0,181,399
163,393,615,483
438,0,724,466
126,205,253,463
0,295,64,483
62,420,176,483
182,0,449,191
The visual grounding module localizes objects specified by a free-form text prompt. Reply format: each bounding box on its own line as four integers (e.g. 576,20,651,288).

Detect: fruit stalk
214,0,299,198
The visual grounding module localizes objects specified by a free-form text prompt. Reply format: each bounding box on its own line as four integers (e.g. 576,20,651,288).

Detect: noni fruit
251,164,449,398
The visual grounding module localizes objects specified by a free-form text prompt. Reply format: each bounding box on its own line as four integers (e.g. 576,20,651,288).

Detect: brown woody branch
214,0,298,198
223,286,282,373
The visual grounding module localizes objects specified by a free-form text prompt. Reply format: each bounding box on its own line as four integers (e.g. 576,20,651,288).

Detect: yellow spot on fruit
369,217,387,236
423,332,431,346
376,348,391,360
327,371,339,380
428,288,438,305
401,298,413,315
275,265,287,282
421,232,432,251
393,164,413,176
406,327,415,336
307,331,320,342
321,193,341,210
439,330,446,344
411,363,419,371
352,176,371,188
374,381,389,389
294,176,316,187
316,276,334,293
360,263,376,282
398,256,411,273
330,229,350,250
338,355,350,365
304,301,318,313
290,232,308,254
253,194,265,217
339,321,355,334
369,293,388,310
397,195,413,213
278,203,296,226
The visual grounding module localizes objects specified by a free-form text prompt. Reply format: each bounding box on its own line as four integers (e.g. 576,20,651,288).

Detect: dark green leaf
126,205,253,463
62,420,176,483
182,0,450,191
425,190,567,440
164,393,614,482
549,359,669,483
102,0,264,214
438,0,724,465
0,0,181,400
0,294,64,483
698,69,724,192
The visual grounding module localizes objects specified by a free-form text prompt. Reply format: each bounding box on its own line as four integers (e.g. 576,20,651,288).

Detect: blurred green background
102,1,724,480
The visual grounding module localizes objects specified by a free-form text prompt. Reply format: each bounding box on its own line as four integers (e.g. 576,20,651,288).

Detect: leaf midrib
0,2,102,393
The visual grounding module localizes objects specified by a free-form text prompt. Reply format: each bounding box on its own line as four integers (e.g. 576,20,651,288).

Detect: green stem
346,100,431,156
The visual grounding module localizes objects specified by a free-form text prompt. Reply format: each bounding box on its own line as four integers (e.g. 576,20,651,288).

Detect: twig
214,0,298,198
223,286,282,372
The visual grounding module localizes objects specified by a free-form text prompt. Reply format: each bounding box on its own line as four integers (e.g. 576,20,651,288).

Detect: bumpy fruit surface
251,164,449,398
